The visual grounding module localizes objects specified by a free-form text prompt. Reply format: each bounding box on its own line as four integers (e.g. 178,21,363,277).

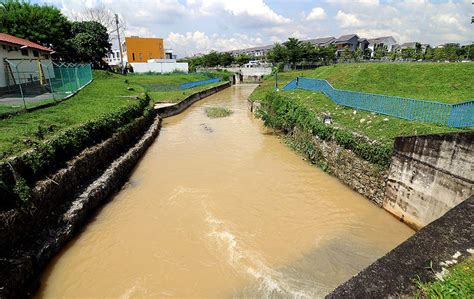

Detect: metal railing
282,77,473,128
1,59,92,114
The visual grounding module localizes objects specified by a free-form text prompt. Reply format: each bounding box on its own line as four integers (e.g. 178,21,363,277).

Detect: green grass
204,106,233,118
0,71,144,158
250,63,472,143
251,63,474,104
282,89,460,144
0,70,229,159
415,258,474,298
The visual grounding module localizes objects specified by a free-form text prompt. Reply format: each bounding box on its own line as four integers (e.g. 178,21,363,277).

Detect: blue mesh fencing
179,78,220,90
282,77,473,128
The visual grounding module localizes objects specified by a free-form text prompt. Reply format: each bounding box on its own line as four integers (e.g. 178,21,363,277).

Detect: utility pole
115,14,124,71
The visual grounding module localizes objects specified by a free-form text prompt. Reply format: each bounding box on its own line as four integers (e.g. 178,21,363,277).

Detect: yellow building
123,36,164,63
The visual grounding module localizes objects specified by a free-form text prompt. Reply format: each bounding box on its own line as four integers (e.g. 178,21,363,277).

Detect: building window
139,53,142,60
21,49,28,56
132,53,135,61
33,50,39,57
2,45,5,50
43,54,49,59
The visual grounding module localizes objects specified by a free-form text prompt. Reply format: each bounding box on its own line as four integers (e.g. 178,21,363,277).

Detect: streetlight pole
115,14,124,71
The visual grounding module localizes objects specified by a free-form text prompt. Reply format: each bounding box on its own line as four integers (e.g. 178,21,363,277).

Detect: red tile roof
0,33,53,52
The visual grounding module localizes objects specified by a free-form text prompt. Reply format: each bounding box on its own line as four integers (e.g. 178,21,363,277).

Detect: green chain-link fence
0,59,92,116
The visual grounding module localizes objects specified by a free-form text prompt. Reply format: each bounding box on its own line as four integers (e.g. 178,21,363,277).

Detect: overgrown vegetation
258,92,392,168
414,258,474,298
205,107,233,118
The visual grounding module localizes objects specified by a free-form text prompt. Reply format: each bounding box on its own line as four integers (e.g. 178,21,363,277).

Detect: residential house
229,45,273,58
0,33,54,91
367,36,398,57
306,36,335,47
334,34,361,56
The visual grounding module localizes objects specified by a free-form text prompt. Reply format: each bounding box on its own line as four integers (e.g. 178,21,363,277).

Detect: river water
37,85,413,298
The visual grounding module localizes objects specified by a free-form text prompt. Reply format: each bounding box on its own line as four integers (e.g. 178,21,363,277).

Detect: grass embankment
415,258,474,298
0,71,145,159
205,107,233,118
0,71,229,159
127,71,229,103
251,63,473,145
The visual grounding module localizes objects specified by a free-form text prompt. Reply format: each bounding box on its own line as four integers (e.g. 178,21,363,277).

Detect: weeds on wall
257,92,392,168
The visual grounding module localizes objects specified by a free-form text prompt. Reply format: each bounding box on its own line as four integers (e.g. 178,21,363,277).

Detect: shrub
257,92,392,168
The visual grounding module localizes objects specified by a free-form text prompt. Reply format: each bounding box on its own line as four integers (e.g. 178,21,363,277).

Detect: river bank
0,81,230,298
36,85,413,298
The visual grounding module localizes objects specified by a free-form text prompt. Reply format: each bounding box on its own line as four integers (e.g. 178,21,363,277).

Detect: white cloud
187,0,291,26
166,31,265,56
335,11,362,28
306,7,326,21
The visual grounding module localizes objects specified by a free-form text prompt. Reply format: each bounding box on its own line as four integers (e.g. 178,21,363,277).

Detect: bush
257,92,392,168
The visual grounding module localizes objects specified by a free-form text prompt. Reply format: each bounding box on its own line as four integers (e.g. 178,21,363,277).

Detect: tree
74,4,126,43
354,48,361,62
424,46,433,60
319,44,336,65
202,51,220,67
363,48,372,60
0,0,72,58
68,21,111,67
415,42,423,60
234,53,251,65
267,43,288,64
283,38,302,69
401,48,416,60
433,47,446,61
374,45,388,60
218,52,234,66
340,48,353,62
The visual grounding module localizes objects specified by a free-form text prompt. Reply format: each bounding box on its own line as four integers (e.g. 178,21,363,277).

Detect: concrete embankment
0,83,230,298
383,131,473,230
327,196,473,298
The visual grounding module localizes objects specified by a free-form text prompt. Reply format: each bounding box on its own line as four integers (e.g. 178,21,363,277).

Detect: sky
33,0,473,57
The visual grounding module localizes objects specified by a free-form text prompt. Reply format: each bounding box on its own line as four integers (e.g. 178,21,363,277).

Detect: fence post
57,63,65,96
42,61,56,102
13,63,27,111
74,65,80,90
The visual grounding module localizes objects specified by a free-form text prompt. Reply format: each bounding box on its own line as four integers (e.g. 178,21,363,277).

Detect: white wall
130,61,189,74
0,46,54,88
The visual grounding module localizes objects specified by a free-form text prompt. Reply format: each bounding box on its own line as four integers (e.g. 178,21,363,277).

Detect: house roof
400,42,417,48
335,34,358,43
0,33,53,52
368,36,396,44
306,37,335,46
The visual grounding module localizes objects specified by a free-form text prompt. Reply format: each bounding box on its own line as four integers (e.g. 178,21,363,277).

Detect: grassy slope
0,71,229,158
251,63,473,143
0,71,144,157
251,63,474,104
415,258,473,298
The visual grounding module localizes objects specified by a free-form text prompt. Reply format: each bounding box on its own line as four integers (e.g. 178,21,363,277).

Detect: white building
0,33,54,91
367,36,398,57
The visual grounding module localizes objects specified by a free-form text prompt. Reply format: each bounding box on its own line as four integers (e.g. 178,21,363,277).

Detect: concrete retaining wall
156,82,230,118
383,131,474,230
327,196,473,298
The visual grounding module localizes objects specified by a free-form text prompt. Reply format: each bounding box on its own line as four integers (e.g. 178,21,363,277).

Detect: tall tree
267,43,288,64
68,21,111,67
0,0,72,58
218,52,234,66
74,4,126,43
283,38,302,69
234,53,251,65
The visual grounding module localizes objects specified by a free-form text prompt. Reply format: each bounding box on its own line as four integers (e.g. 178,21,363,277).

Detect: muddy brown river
37,85,413,298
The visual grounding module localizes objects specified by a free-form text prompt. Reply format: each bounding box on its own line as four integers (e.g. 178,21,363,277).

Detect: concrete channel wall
156,82,230,117
383,131,474,230
327,196,473,298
